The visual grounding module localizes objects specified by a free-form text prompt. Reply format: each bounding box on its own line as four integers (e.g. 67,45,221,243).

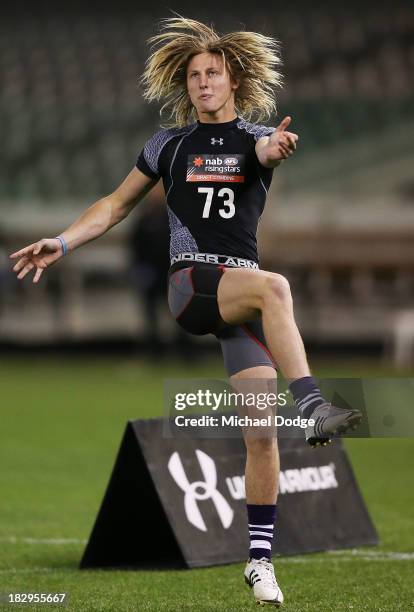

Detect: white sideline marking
0,551,413,575
0,537,86,545
278,550,414,563
328,549,414,561
0,568,73,574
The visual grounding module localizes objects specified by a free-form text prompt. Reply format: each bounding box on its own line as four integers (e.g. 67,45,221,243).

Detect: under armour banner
80,417,378,569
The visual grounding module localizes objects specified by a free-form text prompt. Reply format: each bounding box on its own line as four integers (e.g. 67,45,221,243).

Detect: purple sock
247,504,277,560
289,376,325,418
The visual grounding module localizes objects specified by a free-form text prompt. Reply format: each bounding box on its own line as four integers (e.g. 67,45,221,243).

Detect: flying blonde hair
141,16,283,127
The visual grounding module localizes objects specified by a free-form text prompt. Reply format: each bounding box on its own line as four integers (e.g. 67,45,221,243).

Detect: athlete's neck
197,108,238,124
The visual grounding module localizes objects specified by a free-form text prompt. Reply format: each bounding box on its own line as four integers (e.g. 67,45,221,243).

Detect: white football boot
306,403,362,447
244,557,284,606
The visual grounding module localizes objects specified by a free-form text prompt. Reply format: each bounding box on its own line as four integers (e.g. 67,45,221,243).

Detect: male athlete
10,18,361,607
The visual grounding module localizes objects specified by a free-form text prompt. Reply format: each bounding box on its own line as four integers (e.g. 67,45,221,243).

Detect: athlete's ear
225,62,239,91
230,75,240,91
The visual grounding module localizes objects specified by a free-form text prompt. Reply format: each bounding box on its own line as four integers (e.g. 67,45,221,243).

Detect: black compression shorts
167,263,276,376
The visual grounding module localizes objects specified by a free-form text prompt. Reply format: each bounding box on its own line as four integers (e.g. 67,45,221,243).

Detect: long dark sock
247,504,277,560
289,376,326,418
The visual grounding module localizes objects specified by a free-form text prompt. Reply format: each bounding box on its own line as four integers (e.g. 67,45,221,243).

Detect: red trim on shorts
240,324,277,368
170,267,195,319
187,266,195,291
212,264,227,333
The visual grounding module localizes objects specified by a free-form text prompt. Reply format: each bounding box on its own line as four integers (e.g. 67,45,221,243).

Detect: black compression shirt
136,116,275,267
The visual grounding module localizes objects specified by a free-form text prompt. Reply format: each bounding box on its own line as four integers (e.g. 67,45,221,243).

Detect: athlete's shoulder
236,118,275,141
143,123,198,175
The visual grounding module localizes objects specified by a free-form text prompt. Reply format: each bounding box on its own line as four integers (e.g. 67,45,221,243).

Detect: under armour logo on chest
211,138,224,145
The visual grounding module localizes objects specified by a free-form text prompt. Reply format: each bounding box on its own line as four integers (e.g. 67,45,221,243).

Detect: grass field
0,356,413,611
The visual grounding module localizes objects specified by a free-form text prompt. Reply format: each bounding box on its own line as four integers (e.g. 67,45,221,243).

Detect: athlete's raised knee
261,273,292,307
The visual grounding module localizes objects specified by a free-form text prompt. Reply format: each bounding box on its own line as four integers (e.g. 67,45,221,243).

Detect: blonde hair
141,16,283,127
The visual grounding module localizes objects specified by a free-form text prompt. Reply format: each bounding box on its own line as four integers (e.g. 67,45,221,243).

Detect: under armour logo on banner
211,138,223,145
168,449,234,532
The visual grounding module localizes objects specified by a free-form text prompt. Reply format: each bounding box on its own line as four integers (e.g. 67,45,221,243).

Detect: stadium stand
1,3,413,358
0,5,413,199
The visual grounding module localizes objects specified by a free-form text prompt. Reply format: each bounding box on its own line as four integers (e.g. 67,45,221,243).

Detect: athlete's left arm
255,116,299,169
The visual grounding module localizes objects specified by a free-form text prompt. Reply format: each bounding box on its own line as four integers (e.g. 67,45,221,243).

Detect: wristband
56,235,68,256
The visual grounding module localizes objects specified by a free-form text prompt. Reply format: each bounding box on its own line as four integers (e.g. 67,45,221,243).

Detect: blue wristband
56,235,68,256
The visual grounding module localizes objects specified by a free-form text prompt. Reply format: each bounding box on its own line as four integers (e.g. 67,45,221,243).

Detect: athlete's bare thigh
217,268,279,326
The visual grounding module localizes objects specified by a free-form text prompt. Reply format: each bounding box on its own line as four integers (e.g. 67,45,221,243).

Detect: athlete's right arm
9,168,157,283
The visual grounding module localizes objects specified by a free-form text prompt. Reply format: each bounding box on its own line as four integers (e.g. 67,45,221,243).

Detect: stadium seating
0,5,412,200
1,4,413,356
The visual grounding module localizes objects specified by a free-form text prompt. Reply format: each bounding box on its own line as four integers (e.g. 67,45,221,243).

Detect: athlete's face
186,52,238,122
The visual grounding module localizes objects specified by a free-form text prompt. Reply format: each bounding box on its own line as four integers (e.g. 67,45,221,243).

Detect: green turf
0,357,413,611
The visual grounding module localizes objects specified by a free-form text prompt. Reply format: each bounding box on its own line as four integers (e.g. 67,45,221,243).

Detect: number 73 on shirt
198,187,235,219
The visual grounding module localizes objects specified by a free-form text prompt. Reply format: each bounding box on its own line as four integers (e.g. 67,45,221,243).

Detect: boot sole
307,411,362,447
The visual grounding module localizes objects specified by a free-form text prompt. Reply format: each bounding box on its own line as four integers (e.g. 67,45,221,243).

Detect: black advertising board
80,418,378,569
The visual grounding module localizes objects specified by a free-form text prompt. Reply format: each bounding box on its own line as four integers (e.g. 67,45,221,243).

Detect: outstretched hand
268,116,299,161
9,238,64,283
